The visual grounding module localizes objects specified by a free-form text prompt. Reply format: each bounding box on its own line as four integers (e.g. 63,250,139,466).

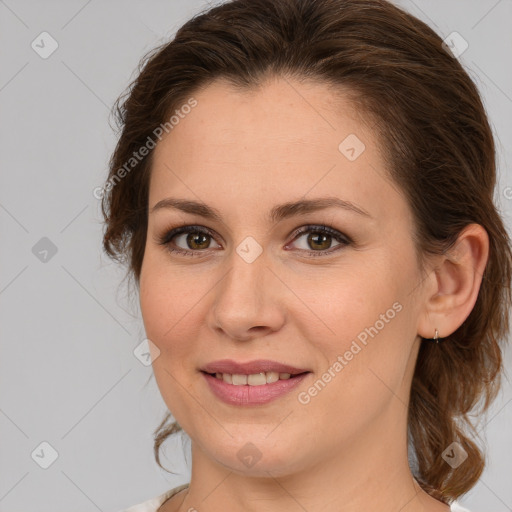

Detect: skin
138,76,489,512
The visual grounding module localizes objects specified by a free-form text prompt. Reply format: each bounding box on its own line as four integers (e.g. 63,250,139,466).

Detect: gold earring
433,328,439,343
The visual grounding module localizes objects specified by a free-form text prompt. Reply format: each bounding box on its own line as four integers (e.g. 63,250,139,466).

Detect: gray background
0,1,511,511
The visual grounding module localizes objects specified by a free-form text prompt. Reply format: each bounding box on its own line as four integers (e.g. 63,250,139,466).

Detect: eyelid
156,223,352,257
155,225,221,250
288,224,352,245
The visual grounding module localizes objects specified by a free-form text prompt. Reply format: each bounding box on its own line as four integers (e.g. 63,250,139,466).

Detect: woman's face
140,77,429,477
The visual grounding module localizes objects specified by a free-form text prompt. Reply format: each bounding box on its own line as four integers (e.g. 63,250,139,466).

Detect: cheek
287,263,395,347
139,255,206,417
139,251,201,355
296,254,416,382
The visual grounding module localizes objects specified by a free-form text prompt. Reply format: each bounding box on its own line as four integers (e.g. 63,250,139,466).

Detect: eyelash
155,224,352,258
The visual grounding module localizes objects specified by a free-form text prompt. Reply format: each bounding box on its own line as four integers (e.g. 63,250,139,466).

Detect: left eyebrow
150,196,372,223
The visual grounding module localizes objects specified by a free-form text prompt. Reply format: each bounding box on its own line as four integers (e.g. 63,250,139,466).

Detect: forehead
149,77,406,225
156,77,368,157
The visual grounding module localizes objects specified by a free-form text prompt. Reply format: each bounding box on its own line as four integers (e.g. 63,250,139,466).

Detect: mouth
201,370,310,386
200,359,311,386
200,368,311,405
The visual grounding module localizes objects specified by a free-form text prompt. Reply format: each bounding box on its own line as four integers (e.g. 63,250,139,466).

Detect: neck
176,404,448,512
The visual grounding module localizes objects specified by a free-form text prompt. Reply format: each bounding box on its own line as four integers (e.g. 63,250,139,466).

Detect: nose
207,249,286,342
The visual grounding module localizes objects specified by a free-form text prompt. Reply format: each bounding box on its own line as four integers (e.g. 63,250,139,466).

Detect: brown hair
101,0,512,504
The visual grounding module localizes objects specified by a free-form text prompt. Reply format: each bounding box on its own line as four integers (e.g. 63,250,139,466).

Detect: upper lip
201,359,310,375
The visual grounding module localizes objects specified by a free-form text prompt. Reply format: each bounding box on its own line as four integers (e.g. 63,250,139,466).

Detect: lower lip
201,371,310,406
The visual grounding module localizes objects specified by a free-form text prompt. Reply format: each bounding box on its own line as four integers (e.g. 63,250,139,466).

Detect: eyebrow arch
150,196,372,223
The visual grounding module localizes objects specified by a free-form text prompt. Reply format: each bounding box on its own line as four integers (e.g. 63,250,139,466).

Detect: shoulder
117,483,190,512
118,486,471,512
450,500,472,512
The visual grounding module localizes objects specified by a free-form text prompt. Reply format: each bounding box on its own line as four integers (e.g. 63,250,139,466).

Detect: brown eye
157,225,221,257
185,232,211,250
288,225,351,256
306,232,333,251
157,224,351,258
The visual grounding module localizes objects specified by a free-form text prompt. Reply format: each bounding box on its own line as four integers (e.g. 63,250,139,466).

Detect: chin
204,435,309,478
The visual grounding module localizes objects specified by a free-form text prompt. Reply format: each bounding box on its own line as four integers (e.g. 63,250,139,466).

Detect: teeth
213,371,293,385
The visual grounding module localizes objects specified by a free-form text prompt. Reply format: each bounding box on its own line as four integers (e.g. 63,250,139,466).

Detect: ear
417,223,489,340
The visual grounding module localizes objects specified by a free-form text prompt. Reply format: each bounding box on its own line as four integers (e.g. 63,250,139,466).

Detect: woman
104,0,512,511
